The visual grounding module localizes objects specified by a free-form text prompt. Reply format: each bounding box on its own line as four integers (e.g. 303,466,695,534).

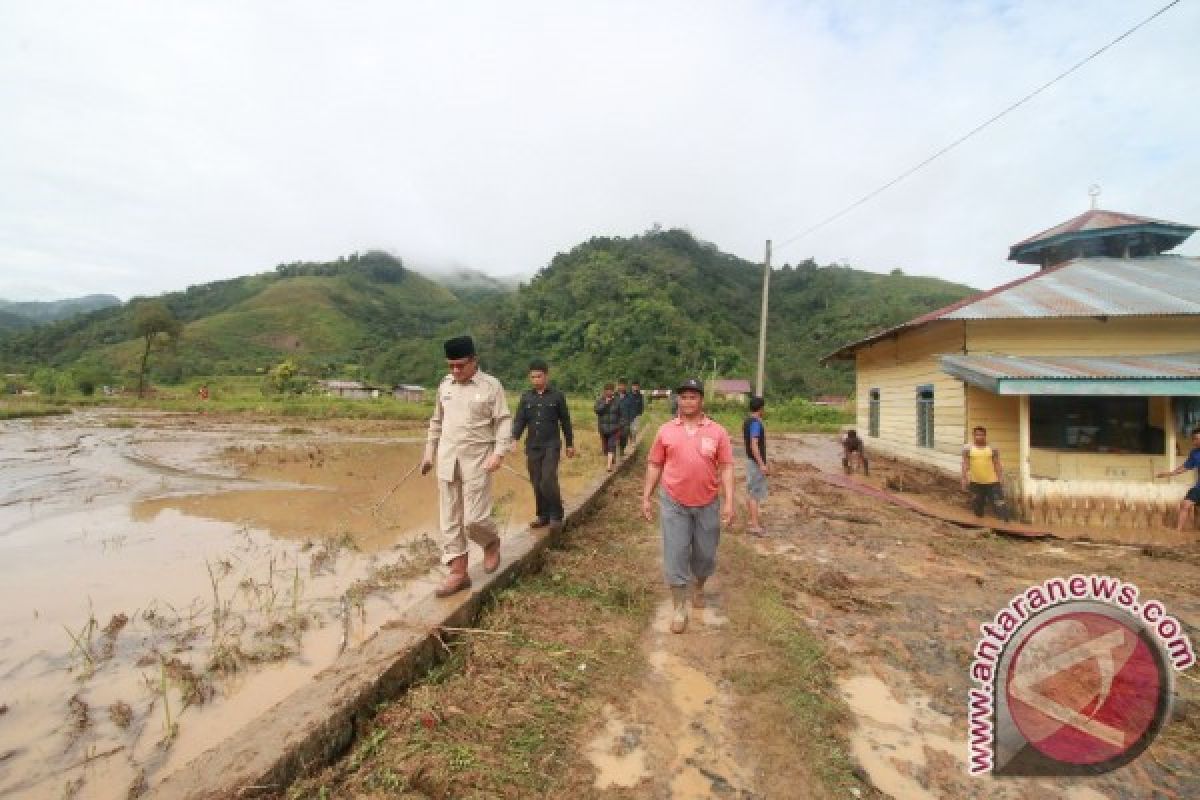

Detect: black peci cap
443,336,476,359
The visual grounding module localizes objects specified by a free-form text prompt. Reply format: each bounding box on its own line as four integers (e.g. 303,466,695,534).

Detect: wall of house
964,386,1019,475
855,321,966,473
1022,475,1195,534
965,317,1197,356
1027,451,1181,482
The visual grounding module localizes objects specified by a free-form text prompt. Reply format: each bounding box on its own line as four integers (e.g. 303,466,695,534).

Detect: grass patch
0,405,71,420
720,537,861,797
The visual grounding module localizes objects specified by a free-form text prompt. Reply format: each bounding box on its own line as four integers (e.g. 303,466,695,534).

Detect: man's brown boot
483,540,502,574
692,578,707,609
435,555,471,598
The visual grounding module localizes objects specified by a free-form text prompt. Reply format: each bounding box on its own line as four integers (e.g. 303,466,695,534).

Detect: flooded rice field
0,410,596,799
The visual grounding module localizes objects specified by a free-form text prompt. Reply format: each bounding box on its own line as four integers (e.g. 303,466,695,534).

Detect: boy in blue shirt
742,397,769,536
1156,427,1200,533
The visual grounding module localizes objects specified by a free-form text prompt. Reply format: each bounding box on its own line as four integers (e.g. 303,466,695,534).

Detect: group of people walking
417,333,1200,629
419,335,768,635
593,378,645,470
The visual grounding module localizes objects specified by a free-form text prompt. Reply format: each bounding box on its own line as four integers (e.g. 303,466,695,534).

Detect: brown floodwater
0,411,601,799
133,439,591,552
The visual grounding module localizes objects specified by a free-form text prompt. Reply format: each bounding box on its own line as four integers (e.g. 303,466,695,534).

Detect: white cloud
1,0,1196,299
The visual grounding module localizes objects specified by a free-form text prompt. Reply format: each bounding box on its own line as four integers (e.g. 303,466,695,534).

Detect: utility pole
754,239,771,398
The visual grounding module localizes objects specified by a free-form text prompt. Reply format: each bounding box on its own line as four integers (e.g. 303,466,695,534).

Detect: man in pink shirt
642,378,735,634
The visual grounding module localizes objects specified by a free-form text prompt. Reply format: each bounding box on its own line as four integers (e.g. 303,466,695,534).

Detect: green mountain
0,294,121,332
0,252,464,385
475,230,976,397
0,235,975,397
0,310,33,333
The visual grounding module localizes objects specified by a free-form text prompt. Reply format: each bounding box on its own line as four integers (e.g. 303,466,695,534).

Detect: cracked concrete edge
147,444,643,800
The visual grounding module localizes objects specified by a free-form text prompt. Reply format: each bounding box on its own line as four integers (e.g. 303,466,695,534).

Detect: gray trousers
659,490,721,587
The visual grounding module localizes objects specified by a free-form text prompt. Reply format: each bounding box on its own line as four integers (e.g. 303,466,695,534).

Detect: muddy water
585,707,650,790
0,412,599,799
838,670,960,800
134,438,590,551
585,594,757,797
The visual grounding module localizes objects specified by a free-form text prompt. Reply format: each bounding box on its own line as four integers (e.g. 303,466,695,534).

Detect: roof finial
1088,184,1101,210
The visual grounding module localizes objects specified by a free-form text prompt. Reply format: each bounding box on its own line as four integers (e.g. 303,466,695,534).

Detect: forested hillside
0,234,976,397
477,230,975,396
0,252,465,386
0,294,121,332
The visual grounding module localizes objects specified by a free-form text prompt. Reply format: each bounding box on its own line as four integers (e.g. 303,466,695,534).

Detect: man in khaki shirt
421,336,512,596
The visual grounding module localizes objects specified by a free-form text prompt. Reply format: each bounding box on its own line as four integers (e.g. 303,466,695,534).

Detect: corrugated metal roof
1010,209,1189,249
940,353,1200,381
711,379,752,393
943,256,1200,319
822,255,1200,362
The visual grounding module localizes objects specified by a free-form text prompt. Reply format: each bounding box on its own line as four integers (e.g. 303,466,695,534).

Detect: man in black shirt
616,378,631,456
623,380,646,440
511,359,575,529
594,383,623,472
841,429,869,475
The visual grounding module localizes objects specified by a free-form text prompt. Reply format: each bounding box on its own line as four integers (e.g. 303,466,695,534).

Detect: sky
1,0,1198,300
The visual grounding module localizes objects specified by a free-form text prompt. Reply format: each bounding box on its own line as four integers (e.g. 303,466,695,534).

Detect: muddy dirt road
0,410,601,799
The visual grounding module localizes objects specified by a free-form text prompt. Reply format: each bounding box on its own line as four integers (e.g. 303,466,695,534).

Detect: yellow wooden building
825,209,1200,532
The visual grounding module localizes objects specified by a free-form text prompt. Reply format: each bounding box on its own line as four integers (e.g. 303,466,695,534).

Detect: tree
132,301,181,398
264,359,308,395
71,361,114,396
31,367,60,396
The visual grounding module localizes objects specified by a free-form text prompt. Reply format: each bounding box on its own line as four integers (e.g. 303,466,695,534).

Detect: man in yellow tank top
961,425,1010,522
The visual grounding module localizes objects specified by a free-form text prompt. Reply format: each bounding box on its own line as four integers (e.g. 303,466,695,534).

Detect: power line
774,0,1183,253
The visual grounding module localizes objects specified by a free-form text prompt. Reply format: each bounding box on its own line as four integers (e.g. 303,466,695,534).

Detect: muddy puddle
586,592,756,798
838,669,962,800
0,411,600,799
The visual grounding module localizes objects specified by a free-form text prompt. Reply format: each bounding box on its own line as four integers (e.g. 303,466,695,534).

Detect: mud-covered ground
10,412,1195,799
574,436,1200,799
276,432,1200,800
0,410,603,799
761,436,1200,799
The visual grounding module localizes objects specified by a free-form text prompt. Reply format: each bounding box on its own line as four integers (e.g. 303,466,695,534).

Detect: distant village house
317,380,386,400
708,379,753,403
824,207,1200,538
813,394,849,408
392,384,427,403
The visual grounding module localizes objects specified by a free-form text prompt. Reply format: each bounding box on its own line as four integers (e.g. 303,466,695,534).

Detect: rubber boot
670,586,689,634
692,577,707,610
435,555,471,598
483,540,502,574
